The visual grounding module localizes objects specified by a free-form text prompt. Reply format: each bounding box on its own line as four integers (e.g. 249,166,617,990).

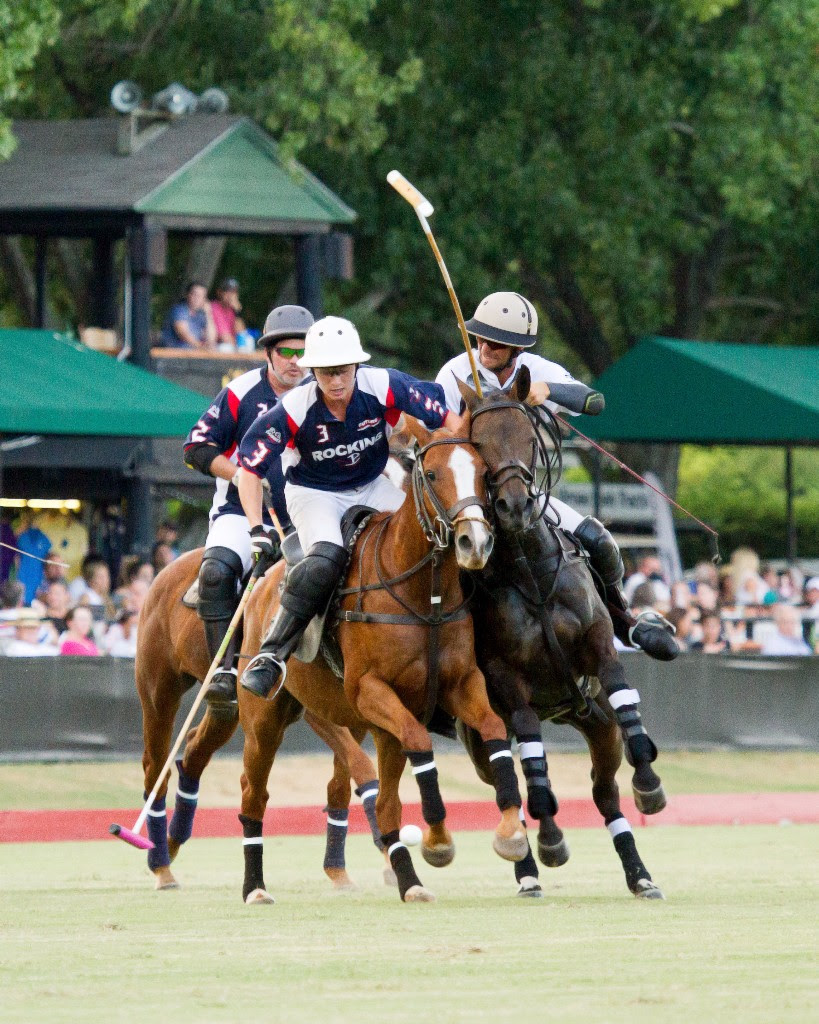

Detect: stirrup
628,610,678,662
628,609,676,642
241,651,287,700
205,667,238,709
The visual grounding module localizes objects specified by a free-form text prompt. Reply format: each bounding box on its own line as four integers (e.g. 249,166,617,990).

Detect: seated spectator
159,282,217,350
35,553,69,602
113,558,154,612
666,607,694,651
804,577,819,651
103,609,138,658
694,581,719,612
123,578,149,617
759,565,781,606
670,581,693,610
210,278,245,351
156,520,180,559
59,606,101,656
3,610,59,657
630,581,658,613
689,611,728,653
43,581,71,634
624,555,671,606
759,604,812,657
68,554,114,622
718,571,737,609
0,580,26,643
693,560,719,591
151,541,176,575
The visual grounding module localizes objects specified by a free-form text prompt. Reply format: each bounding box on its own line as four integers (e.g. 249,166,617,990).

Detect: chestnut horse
135,548,388,891
238,418,528,903
454,370,665,899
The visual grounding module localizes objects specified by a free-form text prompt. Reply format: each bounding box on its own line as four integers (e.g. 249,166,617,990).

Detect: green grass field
1,826,817,1024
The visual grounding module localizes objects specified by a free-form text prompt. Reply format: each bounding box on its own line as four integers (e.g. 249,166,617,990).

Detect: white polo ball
399,823,423,846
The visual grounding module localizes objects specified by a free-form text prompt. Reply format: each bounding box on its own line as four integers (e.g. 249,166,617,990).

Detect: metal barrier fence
0,654,817,762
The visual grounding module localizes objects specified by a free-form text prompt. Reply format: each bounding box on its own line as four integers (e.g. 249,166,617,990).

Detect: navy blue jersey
238,367,448,492
183,366,289,524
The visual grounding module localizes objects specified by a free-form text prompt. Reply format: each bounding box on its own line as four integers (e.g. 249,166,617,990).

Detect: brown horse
239,417,528,903
454,370,665,898
135,548,388,891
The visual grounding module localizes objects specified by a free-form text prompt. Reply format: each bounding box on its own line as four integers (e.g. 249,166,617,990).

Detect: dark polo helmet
257,305,314,348
464,291,538,348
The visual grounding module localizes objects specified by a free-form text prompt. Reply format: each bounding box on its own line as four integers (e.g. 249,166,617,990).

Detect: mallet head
109,823,155,850
387,170,434,219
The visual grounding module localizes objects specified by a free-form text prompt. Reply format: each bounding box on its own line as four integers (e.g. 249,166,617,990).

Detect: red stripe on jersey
386,386,395,408
227,389,240,420
224,442,236,460
385,408,401,427
286,414,299,449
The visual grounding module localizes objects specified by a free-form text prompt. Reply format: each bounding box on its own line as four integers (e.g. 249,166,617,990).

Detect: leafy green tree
0,0,59,158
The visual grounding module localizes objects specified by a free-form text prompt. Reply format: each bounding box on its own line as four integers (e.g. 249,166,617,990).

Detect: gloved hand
250,525,279,575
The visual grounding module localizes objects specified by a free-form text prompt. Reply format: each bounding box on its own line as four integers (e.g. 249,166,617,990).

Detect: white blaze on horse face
383,455,409,490
448,446,493,569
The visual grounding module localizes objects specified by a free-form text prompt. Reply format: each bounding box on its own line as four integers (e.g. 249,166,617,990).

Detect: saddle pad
182,579,199,609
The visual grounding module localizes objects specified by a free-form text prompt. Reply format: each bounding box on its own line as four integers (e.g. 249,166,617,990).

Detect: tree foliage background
1,0,817,551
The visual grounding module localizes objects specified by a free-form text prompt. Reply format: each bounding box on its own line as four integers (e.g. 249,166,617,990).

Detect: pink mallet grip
109,823,155,850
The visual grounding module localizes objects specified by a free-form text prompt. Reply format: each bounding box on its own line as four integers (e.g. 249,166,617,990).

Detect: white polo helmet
298,316,371,368
464,291,538,348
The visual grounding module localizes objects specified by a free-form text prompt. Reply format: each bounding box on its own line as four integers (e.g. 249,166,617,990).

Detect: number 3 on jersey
244,439,269,468
316,424,330,444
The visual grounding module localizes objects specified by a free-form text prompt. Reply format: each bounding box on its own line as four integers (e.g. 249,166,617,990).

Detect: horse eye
425,470,437,482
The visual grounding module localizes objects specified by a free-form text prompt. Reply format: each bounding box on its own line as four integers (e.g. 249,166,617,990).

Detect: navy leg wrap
167,759,199,846
405,750,446,825
484,739,522,811
355,780,385,851
517,732,558,818
381,828,423,901
606,685,657,766
144,793,170,871
323,806,348,870
514,840,540,883
610,821,652,891
239,814,265,901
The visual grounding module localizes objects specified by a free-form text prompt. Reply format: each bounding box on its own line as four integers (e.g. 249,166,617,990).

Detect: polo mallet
387,170,483,398
109,510,284,849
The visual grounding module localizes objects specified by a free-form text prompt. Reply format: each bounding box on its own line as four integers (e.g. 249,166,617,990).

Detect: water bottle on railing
236,329,259,353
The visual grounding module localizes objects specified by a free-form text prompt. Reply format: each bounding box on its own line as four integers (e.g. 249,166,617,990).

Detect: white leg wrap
519,740,545,761
242,836,264,846
607,818,633,839
608,688,641,710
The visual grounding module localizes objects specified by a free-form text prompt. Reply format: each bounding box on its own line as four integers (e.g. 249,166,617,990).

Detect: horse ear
456,377,481,413
403,415,433,448
514,363,531,403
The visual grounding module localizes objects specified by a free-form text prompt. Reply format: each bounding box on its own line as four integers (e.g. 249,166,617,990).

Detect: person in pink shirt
210,278,245,350
59,605,101,656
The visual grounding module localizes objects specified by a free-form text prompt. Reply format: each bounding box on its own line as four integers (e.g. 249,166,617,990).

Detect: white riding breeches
285,475,407,551
205,513,253,574
544,496,585,534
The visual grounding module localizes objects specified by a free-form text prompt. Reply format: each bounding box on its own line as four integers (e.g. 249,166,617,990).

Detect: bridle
469,399,563,525
411,435,492,549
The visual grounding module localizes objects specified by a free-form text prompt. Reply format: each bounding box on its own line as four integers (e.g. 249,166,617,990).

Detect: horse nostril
457,533,473,552
496,497,510,517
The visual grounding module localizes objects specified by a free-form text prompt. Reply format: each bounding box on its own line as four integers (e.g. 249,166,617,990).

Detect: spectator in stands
155,520,180,559
804,577,819,651
666,607,694,651
210,278,245,351
103,608,138,658
689,611,728,653
693,560,719,591
759,565,781,605
151,541,176,575
759,604,812,657
14,512,52,604
35,553,69,602
0,512,16,583
68,554,114,622
59,605,101,656
123,578,149,617
718,571,737,609
670,581,693,610
624,555,671,606
159,282,217,350
43,581,71,634
0,579,26,640
694,581,719,612
113,557,154,612
3,610,59,657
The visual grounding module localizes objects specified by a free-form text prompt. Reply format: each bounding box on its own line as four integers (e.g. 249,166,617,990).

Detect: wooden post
34,235,48,328
294,234,324,317
785,447,797,563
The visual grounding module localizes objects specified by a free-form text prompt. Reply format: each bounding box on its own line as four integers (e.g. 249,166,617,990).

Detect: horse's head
404,416,494,570
457,366,543,534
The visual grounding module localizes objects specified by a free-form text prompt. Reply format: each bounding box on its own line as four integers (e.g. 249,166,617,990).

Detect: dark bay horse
455,371,666,899
136,548,388,892
239,418,528,903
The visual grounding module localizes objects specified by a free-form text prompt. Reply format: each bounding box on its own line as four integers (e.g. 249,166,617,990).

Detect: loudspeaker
110,80,143,114
199,87,230,114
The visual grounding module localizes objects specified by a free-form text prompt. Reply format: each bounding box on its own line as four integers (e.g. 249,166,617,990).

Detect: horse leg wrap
381,829,423,901
518,734,558,818
323,806,348,870
484,739,522,811
606,687,658,766
144,793,170,871
607,815,651,890
239,814,265,901
514,837,540,884
405,750,446,825
167,759,199,847
355,780,385,851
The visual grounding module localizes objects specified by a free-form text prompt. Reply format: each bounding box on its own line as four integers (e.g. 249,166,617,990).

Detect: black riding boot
198,547,244,712
241,542,348,700
573,517,678,662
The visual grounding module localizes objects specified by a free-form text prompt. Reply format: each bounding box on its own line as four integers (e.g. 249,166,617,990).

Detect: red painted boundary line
1,792,817,844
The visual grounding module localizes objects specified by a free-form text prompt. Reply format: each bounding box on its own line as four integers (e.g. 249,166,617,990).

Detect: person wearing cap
182,304,315,710
210,277,245,350
436,291,677,662
159,282,218,350
2,609,59,657
236,315,463,699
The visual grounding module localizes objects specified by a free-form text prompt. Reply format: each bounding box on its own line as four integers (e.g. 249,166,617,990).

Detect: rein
337,434,489,726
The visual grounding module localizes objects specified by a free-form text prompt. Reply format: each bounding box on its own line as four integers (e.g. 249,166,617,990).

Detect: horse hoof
153,867,179,891
422,842,455,868
245,888,275,905
633,878,664,900
537,836,570,868
383,866,398,887
167,838,181,864
493,830,528,862
633,783,667,815
403,885,436,903
325,867,357,891
517,877,543,898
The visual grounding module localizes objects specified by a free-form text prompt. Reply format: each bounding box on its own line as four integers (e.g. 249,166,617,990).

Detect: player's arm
237,468,265,530
237,407,290,529
523,356,604,415
387,370,450,429
184,390,241,478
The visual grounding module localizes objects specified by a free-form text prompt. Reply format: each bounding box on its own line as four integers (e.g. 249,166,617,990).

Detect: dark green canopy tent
577,337,819,559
